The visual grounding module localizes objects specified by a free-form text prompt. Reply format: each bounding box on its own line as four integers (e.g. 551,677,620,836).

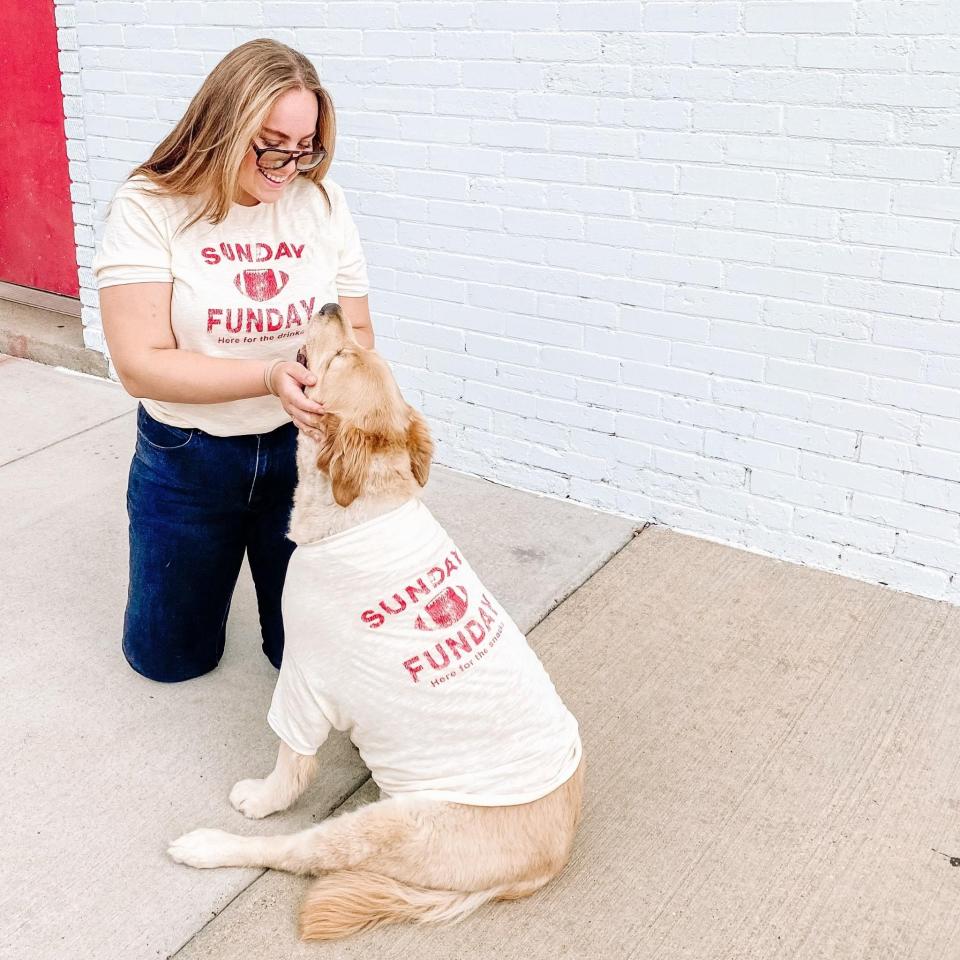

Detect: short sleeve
92,180,174,288
267,650,334,756
334,186,370,298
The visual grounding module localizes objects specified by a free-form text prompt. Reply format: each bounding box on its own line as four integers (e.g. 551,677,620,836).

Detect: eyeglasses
251,142,327,172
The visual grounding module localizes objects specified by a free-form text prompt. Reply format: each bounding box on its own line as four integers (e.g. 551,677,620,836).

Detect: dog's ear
316,414,340,475
406,407,433,488
331,427,371,507
317,416,371,507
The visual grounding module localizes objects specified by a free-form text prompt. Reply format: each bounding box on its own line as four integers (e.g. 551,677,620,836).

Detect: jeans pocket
136,405,196,451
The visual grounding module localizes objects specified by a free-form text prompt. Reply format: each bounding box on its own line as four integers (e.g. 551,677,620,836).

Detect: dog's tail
298,869,514,941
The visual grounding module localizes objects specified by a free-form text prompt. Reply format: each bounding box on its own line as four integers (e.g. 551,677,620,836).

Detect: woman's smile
259,168,291,188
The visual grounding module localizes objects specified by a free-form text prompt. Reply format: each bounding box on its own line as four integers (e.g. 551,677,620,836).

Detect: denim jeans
123,403,298,683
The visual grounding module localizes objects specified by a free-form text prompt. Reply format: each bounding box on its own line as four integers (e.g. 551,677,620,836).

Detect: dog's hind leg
295,773,587,941
166,797,546,942
170,759,584,891
169,766,584,941
167,793,432,875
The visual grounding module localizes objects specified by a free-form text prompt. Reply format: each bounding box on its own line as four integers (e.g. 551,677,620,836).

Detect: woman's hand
269,361,326,441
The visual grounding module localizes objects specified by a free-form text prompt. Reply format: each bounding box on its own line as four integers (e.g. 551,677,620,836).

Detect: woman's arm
101,282,272,402
339,294,375,349
100,281,326,435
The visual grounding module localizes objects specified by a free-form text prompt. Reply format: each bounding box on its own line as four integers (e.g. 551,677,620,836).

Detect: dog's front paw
230,778,280,819
168,828,244,869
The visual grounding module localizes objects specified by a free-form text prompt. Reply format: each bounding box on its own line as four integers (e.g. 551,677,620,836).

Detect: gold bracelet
263,358,284,397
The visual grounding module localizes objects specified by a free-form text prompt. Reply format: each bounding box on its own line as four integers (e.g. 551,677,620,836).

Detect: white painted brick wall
58,0,960,604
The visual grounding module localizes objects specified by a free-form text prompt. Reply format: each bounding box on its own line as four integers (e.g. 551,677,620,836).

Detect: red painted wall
0,0,79,297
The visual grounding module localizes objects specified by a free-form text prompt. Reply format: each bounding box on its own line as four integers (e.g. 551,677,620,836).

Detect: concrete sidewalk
3,356,960,959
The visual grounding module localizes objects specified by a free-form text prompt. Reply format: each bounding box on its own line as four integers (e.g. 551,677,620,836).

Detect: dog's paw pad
230,778,278,819
168,828,238,868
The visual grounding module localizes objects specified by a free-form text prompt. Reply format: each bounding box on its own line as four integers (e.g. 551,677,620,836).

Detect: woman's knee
122,627,223,683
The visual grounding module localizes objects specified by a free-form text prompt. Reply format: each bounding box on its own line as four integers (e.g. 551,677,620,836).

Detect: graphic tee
92,174,369,436
268,498,582,806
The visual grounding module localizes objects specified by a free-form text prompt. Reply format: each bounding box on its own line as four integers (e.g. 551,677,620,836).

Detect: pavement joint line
168,522,646,953
168,866,269,959
0,408,134,471
167,774,373,959
540,521,649,614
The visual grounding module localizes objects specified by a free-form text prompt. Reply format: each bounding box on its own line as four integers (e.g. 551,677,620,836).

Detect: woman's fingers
286,391,325,425
287,363,326,411
304,397,326,415
285,361,317,389
292,416,324,442
275,364,325,420
290,365,325,413
285,398,324,429
269,358,326,441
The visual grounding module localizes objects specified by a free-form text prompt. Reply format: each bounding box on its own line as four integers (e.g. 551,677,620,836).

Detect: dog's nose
320,302,342,320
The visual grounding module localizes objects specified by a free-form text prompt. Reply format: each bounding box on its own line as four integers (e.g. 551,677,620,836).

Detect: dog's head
299,303,433,508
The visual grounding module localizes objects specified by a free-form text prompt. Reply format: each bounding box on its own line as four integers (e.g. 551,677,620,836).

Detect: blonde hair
131,39,335,228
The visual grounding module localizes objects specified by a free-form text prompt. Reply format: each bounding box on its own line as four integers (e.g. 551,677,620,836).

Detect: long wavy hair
130,39,335,228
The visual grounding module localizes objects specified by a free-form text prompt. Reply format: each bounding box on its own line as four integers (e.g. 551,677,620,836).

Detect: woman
94,39,373,683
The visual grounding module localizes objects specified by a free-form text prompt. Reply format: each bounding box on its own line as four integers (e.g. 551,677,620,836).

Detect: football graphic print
414,585,469,632
233,268,290,301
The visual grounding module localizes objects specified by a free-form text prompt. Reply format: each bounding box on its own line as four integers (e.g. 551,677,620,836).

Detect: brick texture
60,0,960,603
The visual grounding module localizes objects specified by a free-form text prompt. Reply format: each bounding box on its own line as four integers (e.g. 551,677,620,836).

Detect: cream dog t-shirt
268,498,582,806
92,174,369,436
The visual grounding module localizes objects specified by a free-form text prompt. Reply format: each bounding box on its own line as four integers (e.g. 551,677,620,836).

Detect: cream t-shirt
268,499,582,806
92,174,369,436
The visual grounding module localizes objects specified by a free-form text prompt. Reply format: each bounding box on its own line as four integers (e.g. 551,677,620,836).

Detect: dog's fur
168,303,584,941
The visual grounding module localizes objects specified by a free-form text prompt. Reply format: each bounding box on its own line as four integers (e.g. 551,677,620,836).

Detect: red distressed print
414,585,469,632
201,241,305,265
354,547,509,685
207,297,315,341
403,596,505,687
360,548,465,630
199,239,315,342
199,241,312,343
234,268,289,301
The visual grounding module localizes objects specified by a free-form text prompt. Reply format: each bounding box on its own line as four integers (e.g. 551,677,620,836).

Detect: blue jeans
123,403,298,683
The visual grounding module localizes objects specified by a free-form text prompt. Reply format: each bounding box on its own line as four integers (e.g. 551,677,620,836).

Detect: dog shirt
92,174,369,436
268,498,582,806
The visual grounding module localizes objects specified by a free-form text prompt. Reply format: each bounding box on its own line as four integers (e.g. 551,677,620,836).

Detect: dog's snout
320,302,342,320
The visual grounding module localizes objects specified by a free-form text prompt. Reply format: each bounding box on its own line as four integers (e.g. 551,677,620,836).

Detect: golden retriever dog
168,302,584,941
